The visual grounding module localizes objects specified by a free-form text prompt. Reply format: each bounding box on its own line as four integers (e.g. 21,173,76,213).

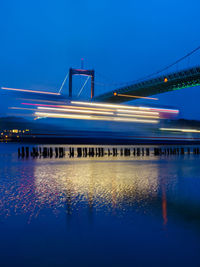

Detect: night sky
0,0,200,119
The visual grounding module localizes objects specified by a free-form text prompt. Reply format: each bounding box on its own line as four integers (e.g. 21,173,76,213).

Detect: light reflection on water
0,158,160,220
0,144,200,266
34,161,159,212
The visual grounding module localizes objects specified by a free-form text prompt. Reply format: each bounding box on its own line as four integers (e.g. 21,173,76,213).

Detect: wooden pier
17,146,200,159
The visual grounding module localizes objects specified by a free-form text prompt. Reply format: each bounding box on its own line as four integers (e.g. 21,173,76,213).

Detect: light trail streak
18,98,67,104
71,101,178,114
1,87,60,95
71,101,152,110
35,112,159,124
37,106,158,117
9,107,37,111
58,105,114,112
116,113,160,119
114,117,158,124
149,108,179,114
21,102,178,115
6,113,34,118
35,112,92,120
117,109,159,115
37,106,114,115
115,93,158,100
22,103,115,112
160,128,200,133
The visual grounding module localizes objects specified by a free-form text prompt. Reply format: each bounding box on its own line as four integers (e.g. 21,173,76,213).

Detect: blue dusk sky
0,0,200,119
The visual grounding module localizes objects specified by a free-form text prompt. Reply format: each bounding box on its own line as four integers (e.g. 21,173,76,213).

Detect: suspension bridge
58,45,200,103
1,45,200,104
94,66,200,103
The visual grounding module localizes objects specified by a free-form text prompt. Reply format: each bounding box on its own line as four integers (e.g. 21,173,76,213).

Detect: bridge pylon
69,68,95,99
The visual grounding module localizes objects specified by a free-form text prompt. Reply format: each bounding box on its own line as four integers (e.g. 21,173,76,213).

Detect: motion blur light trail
16,99,179,123
160,128,200,133
35,112,159,124
37,106,114,115
114,93,159,100
2,86,190,143
1,87,60,96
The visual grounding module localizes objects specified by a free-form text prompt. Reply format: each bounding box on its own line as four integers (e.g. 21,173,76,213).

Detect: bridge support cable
58,72,69,94
145,45,200,79
94,66,200,103
77,76,90,97
125,44,200,84
96,45,200,90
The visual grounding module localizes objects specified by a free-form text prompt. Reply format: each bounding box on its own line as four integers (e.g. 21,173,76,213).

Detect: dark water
0,144,200,267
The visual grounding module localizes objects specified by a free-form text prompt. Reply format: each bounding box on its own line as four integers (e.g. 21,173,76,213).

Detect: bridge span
94,66,200,103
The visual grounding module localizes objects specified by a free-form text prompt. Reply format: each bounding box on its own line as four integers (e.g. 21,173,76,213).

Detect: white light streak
71,101,178,114
35,112,92,120
37,106,114,115
114,118,158,124
35,112,158,124
150,108,179,114
22,102,114,112
1,87,60,95
160,128,200,133
117,109,159,115
117,113,159,119
71,101,151,110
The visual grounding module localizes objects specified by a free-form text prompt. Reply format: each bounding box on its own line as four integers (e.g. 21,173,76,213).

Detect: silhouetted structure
69,68,95,99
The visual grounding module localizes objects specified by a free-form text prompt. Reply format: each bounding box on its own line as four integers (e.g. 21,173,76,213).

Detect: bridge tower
69,68,95,99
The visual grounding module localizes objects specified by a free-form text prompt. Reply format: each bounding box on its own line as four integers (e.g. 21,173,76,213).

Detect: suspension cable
77,76,90,97
58,72,69,94
141,45,200,80
96,45,200,88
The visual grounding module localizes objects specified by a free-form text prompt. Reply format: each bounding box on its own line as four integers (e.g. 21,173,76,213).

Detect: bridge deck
94,66,200,103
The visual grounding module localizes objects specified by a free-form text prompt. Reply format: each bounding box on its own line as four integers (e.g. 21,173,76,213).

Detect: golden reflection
0,155,171,225
33,160,159,214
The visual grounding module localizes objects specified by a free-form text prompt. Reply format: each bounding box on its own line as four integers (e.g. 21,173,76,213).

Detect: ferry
0,86,200,144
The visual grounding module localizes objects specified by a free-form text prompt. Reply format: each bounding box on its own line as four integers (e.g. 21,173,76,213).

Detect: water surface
0,144,200,266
